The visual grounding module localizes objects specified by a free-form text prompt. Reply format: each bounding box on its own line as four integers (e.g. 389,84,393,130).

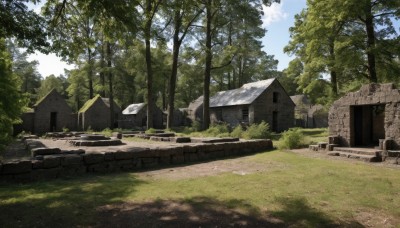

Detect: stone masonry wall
329,83,400,149
0,139,273,182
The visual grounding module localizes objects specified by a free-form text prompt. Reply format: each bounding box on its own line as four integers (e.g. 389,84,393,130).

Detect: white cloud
262,2,288,28
27,52,75,77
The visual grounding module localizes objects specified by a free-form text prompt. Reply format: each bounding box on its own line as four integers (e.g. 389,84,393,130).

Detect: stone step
333,147,382,156
330,151,382,162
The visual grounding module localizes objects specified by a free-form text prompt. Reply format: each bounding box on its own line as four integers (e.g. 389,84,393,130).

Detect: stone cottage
187,96,203,124
290,94,328,128
14,89,76,135
78,95,121,131
329,83,400,149
119,103,164,129
189,78,295,132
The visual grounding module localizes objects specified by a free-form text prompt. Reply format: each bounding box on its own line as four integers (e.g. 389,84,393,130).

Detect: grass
1,128,399,226
1,150,399,226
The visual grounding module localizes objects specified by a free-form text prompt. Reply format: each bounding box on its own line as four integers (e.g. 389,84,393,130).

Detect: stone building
291,94,328,128
14,89,76,135
189,78,295,132
119,103,164,129
187,96,203,124
329,83,400,149
78,95,121,131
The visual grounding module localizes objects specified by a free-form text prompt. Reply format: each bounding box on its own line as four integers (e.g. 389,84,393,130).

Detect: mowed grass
1,130,399,226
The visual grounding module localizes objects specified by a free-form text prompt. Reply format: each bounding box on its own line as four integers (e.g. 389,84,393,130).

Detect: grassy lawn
1,146,399,227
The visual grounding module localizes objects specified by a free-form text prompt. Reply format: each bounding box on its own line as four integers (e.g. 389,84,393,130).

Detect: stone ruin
0,132,273,182
310,83,400,164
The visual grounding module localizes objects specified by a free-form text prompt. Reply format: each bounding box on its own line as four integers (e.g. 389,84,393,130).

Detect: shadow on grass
95,196,285,227
0,173,146,227
300,128,328,137
95,196,364,228
272,197,364,228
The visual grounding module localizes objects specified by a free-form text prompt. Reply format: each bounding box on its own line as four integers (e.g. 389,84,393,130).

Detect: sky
27,0,307,77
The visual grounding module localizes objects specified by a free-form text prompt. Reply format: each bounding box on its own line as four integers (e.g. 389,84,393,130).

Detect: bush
101,128,113,137
205,123,230,137
192,120,202,132
242,121,271,139
230,125,243,138
145,128,157,134
278,128,305,150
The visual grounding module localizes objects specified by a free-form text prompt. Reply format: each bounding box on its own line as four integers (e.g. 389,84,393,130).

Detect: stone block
59,165,87,177
182,145,197,153
159,156,171,165
60,149,85,155
2,160,32,174
171,137,191,143
13,173,32,182
31,147,61,156
83,153,104,164
115,150,136,160
87,163,110,173
32,160,44,169
104,152,115,161
43,155,61,168
116,160,136,171
31,167,61,180
61,155,82,166
171,154,184,164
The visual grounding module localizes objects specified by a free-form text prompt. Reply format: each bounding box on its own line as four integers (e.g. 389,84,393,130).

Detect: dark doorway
351,105,385,147
272,111,278,132
50,112,57,132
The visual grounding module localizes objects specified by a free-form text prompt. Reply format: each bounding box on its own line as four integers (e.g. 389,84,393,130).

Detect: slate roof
122,103,146,115
210,78,275,107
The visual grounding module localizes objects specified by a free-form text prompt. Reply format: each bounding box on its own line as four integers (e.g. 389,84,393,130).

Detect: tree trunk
107,41,115,129
87,47,93,99
100,38,106,97
145,0,154,129
364,2,377,83
329,42,338,96
167,9,182,129
203,0,212,130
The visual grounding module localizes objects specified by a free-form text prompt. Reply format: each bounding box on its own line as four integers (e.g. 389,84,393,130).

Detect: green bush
205,123,230,137
278,128,305,150
145,128,157,134
101,128,113,137
230,125,243,138
192,120,202,132
242,121,271,139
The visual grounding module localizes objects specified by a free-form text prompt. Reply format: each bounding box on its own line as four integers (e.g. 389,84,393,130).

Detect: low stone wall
0,139,273,182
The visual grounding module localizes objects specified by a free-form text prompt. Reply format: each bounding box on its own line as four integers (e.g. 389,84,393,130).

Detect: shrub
278,128,305,150
192,120,202,132
205,123,230,137
101,128,113,137
242,121,271,139
145,128,157,134
230,125,243,138
62,127,69,132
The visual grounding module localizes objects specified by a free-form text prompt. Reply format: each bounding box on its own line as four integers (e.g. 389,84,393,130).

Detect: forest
1,0,399,146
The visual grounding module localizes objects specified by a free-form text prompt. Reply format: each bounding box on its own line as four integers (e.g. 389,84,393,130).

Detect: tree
36,74,68,100
0,39,27,149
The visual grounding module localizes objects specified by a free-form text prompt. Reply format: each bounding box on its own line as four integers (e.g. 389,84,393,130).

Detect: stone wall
252,80,295,132
0,139,273,182
34,90,76,134
329,83,400,149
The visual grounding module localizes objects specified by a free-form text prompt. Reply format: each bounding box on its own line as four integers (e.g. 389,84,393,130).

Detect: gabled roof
34,89,60,107
79,95,103,113
210,78,275,107
290,95,311,106
122,103,146,115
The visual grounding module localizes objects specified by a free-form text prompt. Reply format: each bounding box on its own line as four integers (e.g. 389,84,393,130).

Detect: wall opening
351,105,385,147
50,112,57,132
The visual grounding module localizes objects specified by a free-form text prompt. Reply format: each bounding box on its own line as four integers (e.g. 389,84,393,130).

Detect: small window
273,92,279,103
242,108,249,121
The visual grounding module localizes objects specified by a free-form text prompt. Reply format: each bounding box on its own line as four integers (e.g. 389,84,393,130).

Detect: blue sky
27,0,305,76
261,0,306,71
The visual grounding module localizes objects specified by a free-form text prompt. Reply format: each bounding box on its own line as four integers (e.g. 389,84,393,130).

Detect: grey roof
122,103,146,115
290,95,311,106
210,78,275,107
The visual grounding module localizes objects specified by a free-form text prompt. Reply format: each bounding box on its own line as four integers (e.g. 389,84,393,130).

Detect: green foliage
62,127,70,133
230,125,244,138
145,128,157,134
278,128,306,150
101,128,113,137
0,39,27,150
204,123,230,137
242,121,271,139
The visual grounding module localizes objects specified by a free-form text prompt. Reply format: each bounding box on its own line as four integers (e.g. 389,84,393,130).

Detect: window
273,92,279,103
242,108,249,121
